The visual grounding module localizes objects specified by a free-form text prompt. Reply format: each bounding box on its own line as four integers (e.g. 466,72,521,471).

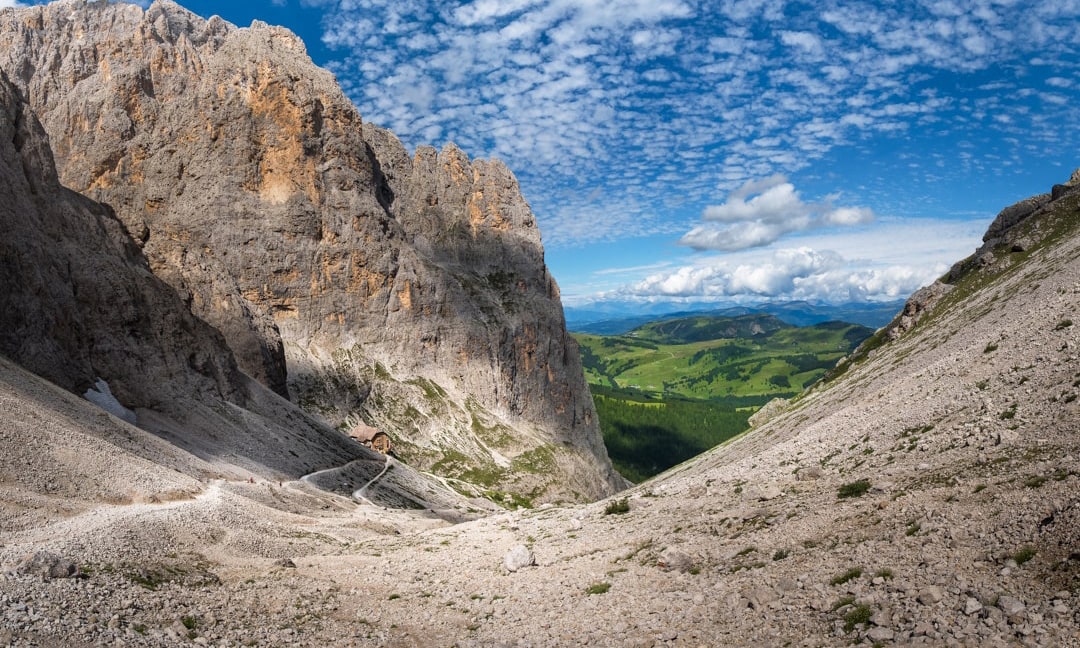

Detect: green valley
574,314,874,482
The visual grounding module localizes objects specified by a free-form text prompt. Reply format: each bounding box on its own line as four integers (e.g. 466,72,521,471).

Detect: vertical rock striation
0,67,370,480
0,0,623,500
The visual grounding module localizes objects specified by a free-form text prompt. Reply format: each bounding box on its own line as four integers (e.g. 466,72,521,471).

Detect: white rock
867,627,895,642
503,545,535,573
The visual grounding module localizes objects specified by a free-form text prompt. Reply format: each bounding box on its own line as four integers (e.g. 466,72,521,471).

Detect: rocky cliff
0,0,622,502
0,170,1075,646
0,64,377,481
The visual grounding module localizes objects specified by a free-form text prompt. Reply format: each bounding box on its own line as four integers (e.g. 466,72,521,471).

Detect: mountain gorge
0,1,1078,646
0,0,622,502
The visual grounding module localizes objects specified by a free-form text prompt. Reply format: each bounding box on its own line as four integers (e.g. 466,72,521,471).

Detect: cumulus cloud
678,176,874,251
620,246,943,303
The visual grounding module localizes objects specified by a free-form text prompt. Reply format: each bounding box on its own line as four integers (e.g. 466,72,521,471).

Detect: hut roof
350,424,382,443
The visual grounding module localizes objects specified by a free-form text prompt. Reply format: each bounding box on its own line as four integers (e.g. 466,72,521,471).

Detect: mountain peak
0,0,623,501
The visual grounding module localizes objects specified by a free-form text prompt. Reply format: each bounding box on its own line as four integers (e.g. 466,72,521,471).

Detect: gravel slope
2,185,1078,647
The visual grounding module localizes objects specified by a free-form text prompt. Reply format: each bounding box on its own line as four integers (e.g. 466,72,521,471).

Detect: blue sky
22,0,1080,311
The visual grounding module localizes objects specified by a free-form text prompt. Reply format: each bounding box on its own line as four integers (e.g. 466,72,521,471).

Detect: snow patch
83,378,137,425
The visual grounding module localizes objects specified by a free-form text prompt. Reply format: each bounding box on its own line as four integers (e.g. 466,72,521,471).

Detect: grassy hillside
576,314,872,402
577,314,874,481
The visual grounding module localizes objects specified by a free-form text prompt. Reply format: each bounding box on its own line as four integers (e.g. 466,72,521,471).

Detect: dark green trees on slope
576,314,873,482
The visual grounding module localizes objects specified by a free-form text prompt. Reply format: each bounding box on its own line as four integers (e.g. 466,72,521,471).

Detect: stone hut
350,424,392,454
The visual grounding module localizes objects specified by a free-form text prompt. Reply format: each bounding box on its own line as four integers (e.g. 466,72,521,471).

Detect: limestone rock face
0,0,622,500
0,68,371,480
0,69,241,410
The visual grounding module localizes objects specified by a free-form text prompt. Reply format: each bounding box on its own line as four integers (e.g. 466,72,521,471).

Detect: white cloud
618,246,941,303
307,0,1080,250
679,176,875,251
587,215,984,305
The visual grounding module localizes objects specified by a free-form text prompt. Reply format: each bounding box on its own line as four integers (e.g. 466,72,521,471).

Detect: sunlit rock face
0,0,623,501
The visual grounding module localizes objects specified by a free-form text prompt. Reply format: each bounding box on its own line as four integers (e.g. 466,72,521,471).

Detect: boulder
744,586,778,610
917,586,944,605
11,552,80,579
657,548,694,573
503,544,535,572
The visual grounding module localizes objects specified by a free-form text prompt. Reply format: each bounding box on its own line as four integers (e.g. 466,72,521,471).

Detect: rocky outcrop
0,66,370,480
981,194,1052,245
884,280,953,340
882,169,1080,342
0,0,622,501
0,68,240,410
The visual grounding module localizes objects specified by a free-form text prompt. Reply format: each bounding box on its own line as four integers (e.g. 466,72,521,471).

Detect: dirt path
352,454,393,503
298,457,380,486
2,480,224,551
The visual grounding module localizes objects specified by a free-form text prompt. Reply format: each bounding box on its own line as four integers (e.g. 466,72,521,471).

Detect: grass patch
837,479,871,499
585,582,611,595
830,567,863,586
1024,475,1047,489
843,604,873,632
1013,546,1037,565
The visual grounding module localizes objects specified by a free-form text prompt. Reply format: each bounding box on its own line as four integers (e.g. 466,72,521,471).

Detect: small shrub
773,549,790,561
837,479,871,499
999,404,1017,420
873,568,894,579
984,342,999,353
830,567,862,586
1055,319,1073,331
604,499,630,515
905,521,921,536
843,604,873,632
1024,475,1047,489
388,593,401,600
1013,546,1036,565
736,546,756,557
181,616,197,631
831,594,856,611
586,582,611,595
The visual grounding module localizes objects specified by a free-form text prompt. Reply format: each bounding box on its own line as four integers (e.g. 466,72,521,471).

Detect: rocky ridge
0,59,496,528
0,0,621,503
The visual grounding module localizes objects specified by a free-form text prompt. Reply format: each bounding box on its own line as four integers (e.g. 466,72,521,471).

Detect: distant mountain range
565,299,906,334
